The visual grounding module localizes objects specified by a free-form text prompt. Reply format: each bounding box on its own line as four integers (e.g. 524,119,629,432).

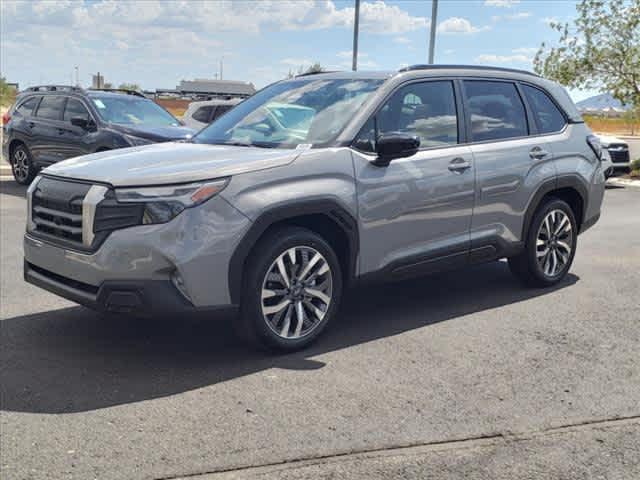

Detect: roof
177,79,256,96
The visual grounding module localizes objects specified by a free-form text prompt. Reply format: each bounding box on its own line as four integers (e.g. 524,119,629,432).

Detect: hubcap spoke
261,245,333,339
536,209,573,278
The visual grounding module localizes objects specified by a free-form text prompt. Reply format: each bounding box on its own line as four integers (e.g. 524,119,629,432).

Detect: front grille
607,146,630,164
30,177,144,251
32,177,91,248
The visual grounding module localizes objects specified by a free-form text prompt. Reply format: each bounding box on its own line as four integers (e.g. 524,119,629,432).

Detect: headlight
114,178,229,224
123,134,154,147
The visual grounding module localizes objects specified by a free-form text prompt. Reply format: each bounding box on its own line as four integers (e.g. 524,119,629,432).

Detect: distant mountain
576,93,630,111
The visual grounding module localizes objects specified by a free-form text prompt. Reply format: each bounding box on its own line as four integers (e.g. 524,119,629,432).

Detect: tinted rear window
464,81,528,142
36,96,66,120
521,84,566,134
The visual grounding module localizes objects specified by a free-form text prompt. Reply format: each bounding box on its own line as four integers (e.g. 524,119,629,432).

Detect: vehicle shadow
0,262,578,414
0,179,27,199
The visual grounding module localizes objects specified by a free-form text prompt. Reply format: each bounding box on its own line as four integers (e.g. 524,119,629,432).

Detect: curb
606,177,640,189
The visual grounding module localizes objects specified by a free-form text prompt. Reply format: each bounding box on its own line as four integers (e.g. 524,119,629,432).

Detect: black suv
2,85,195,184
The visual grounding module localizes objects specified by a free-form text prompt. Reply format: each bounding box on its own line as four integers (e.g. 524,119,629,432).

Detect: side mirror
373,133,420,166
70,117,91,130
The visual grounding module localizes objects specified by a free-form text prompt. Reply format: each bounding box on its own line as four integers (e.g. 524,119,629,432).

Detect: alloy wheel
536,209,573,277
12,149,30,183
261,245,333,339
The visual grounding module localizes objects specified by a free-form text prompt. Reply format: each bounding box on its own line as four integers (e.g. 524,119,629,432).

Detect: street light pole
428,0,438,64
352,0,360,71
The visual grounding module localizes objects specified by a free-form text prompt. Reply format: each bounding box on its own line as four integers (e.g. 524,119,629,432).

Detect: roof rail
398,64,540,77
87,88,147,98
25,85,85,93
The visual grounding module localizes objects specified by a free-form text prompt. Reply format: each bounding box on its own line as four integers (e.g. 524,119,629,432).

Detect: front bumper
23,194,250,311
24,260,199,314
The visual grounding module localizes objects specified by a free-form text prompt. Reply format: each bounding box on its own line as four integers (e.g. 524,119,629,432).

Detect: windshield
193,78,384,148
91,96,180,127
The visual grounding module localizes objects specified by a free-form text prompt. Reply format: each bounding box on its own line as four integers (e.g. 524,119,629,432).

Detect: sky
0,0,596,101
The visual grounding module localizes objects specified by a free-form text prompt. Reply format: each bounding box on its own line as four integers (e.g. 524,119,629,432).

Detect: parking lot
1,176,639,479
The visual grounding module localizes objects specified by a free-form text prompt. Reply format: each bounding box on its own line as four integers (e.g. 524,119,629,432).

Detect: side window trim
351,77,463,154
515,82,536,135
209,106,219,122
459,78,531,146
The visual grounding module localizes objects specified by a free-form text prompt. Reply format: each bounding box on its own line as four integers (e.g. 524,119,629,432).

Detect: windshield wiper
213,141,276,149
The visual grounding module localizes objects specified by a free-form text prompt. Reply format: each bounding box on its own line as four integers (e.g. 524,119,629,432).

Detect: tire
509,198,577,288
235,226,343,352
11,144,37,185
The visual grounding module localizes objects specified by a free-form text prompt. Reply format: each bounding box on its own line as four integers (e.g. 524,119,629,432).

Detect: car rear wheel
236,226,342,352
11,144,37,185
509,198,577,287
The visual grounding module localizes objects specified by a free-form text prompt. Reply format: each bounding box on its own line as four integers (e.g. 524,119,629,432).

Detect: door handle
529,146,550,159
58,128,66,135
28,122,35,128
448,157,471,173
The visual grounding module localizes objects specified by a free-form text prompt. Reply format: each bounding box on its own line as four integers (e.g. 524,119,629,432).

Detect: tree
286,63,324,79
534,0,640,109
0,76,16,107
118,83,141,91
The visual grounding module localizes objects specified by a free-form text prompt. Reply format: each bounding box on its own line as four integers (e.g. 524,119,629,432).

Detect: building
156,79,256,100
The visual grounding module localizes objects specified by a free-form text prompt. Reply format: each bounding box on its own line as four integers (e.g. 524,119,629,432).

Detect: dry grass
583,115,639,136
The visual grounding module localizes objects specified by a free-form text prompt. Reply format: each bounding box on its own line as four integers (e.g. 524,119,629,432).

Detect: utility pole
74,66,79,86
428,0,438,64
352,0,360,71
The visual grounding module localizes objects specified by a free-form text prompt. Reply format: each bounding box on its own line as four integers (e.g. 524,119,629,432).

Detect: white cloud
393,36,412,44
512,47,538,55
336,50,370,59
484,0,521,7
492,11,532,21
437,17,490,34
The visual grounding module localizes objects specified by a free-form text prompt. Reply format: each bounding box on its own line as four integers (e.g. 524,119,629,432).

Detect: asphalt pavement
1,178,639,479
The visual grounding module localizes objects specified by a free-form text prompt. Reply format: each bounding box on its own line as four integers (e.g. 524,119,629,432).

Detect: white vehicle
182,98,242,130
597,134,630,174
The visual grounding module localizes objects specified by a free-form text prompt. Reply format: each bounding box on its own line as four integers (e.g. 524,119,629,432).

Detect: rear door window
35,96,67,120
463,81,528,142
16,96,40,117
193,106,214,123
521,84,566,134
63,98,91,122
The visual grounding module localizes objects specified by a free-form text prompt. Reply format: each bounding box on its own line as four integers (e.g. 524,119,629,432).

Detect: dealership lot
1,178,639,478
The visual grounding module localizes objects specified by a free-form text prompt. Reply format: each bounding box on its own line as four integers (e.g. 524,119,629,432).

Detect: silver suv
23,66,606,351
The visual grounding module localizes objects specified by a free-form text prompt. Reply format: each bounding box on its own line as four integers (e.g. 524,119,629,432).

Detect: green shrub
631,158,640,171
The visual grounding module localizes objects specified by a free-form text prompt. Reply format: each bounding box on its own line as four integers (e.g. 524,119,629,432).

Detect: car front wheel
236,226,343,352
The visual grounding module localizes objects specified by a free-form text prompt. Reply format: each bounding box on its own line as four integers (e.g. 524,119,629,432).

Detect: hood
43,142,301,187
109,123,196,141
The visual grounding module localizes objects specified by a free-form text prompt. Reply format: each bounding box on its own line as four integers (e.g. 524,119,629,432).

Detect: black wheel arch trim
228,199,359,304
522,174,588,240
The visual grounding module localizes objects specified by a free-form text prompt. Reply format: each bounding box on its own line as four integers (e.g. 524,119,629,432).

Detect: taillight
1,112,10,126
586,134,602,160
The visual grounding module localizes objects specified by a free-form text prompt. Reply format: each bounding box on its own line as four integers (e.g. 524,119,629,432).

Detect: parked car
600,148,614,179
2,85,195,184
23,66,606,351
597,134,630,174
182,98,242,130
